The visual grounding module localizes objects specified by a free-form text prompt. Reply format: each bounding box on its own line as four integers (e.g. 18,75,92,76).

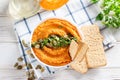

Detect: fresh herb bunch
91,0,120,28
31,34,77,49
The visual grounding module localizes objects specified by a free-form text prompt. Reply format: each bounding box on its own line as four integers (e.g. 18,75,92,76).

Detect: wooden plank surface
51,69,120,80
0,16,17,42
0,69,26,80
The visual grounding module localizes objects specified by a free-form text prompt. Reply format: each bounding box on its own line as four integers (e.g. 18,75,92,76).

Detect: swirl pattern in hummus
31,18,81,66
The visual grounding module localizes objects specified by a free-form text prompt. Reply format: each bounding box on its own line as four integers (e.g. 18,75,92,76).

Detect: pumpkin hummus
31,18,81,66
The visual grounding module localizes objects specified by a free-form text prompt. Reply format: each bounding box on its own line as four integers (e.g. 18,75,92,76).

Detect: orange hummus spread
31,18,81,66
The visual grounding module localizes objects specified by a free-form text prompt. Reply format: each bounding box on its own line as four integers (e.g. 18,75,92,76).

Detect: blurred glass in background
9,0,40,20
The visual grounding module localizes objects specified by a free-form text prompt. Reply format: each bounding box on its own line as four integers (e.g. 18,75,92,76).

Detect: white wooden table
0,0,120,80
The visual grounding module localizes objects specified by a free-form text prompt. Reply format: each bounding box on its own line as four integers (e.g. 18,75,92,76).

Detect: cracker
70,58,88,74
80,25,107,68
73,41,88,62
69,40,78,60
69,41,88,73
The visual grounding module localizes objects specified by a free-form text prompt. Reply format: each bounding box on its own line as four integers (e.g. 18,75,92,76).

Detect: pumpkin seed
35,65,42,69
29,53,35,58
27,77,34,80
27,49,32,54
17,65,23,70
50,34,57,38
35,44,40,48
38,39,43,43
52,40,57,46
32,34,77,49
27,63,32,69
40,67,45,72
29,75,35,79
40,42,44,48
30,74,35,79
17,57,23,62
26,70,36,80
22,40,28,47
14,62,18,67
30,70,34,75
46,43,52,48
31,42,37,47
26,71,31,77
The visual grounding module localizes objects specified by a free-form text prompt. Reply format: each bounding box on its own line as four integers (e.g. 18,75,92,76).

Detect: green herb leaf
96,13,103,20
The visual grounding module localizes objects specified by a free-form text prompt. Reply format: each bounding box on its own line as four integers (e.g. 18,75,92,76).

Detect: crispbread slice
73,41,88,62
80,25,107,68
80,25,103,42
69,40,78,60
69,40,88,61
86,42,106,68
70,58,88,74
69,41,88,73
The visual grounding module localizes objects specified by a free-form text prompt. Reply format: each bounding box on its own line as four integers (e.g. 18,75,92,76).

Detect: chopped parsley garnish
31,34,77,49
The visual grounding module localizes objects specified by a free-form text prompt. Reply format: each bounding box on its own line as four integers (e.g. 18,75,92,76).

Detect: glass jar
9,0,40,20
